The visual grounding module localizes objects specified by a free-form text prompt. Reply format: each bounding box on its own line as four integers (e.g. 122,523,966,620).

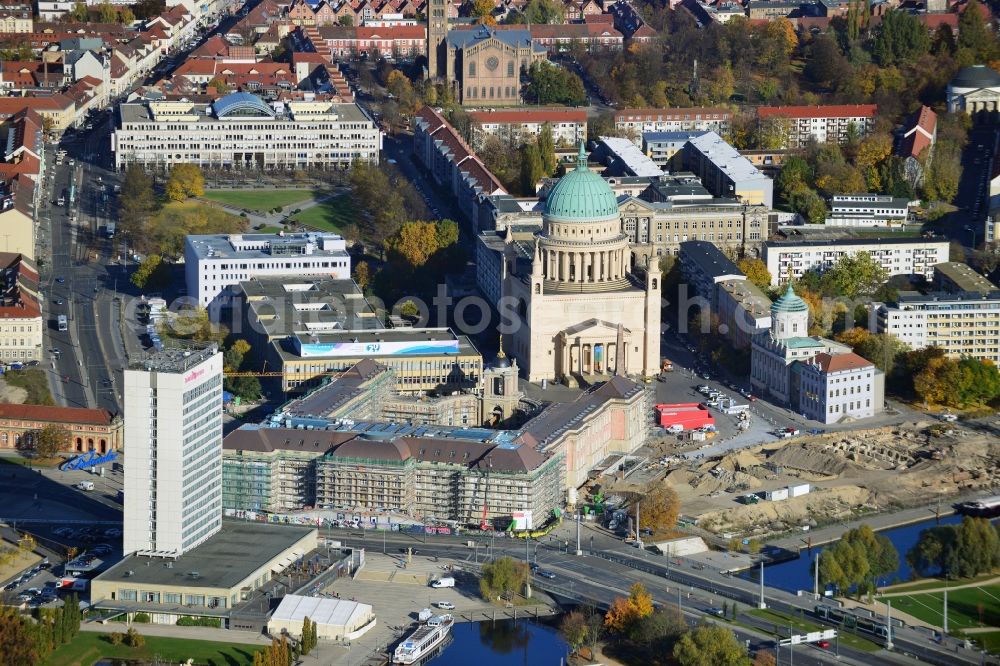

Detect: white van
431,577,455,588
76,481,95,491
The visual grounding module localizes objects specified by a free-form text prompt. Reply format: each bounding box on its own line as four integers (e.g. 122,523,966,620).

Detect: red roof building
0,403,123,454
897,105,937,161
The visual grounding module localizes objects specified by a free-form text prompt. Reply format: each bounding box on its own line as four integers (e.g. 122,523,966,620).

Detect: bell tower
427,0,447,79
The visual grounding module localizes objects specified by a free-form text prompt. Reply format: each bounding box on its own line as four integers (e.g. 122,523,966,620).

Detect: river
742,514,970,593
428,618,569,665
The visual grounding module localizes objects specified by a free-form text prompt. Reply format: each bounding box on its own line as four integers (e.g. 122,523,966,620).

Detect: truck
430,577,455,588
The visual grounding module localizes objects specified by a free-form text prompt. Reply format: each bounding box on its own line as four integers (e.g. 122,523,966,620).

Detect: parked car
536,570,556,579
434,601,455,610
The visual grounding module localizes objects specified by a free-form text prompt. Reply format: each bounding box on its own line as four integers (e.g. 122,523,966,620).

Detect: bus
68,184,75,205
57,315,68,331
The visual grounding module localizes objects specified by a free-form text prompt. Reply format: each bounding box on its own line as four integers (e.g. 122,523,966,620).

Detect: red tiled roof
757,104,878,119
898,105,937,160
0,403,115,425
812,352,873,373
468,109,587,123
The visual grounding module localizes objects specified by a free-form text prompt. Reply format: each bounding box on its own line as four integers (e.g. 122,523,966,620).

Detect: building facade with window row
113,92,381,170
0,404,123,454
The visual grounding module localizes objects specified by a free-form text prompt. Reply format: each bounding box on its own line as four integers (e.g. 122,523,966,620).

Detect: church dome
544,142,619,221
771,283,809,314
951,65,1000,90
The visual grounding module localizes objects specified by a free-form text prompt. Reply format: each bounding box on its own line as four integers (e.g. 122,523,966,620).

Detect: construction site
582,419,1000,540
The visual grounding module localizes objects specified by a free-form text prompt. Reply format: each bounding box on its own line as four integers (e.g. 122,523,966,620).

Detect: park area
290,194,354,233
879,583,1000,632
201,188,316,213
44,631,262,666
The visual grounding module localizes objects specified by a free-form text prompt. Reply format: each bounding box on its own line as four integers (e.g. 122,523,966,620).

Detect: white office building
875,291,1000,363
185,232,351,310
763,238,950,286
795,352,880,424
123,346,224,557
825,194,910,227
113,92,382,171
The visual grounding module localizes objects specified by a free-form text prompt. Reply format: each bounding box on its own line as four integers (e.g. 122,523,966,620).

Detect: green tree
97,1,116,22
636,482,680,532
525,61,586,106
673,623,751,666
958,0,995,61
30,424,68,458
470,0,496,24
520,142,544,196
227,375,262,401
913,355,962,405
353,261,371,291
537,124,557,174
338,14,353,26
873,10,930,65
804,36,846,88
68,1,89,20
479,556,529,600
125,627,144,648
523,0,564,24
300,617,313,654
120,7,135,23
820,252,889,299
908,524,959,577
737,258,771,291
853,333,909,376
131,254,166,289
119,164,156,239
559,611,588,653
165,164,206,201
604,582,655,634
955,516,1000,577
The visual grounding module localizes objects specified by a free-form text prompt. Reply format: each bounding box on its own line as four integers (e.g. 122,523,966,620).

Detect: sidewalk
880,576,1000,598
82,621,270,646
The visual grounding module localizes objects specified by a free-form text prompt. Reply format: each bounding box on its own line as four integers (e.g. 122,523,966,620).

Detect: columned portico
503,142,661,383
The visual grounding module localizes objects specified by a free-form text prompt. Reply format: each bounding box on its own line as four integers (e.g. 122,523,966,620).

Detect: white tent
268,594,376,641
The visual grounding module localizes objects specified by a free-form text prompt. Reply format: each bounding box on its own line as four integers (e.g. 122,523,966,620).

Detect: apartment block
614,107,732,146
469,109,587,149
875,291,1000,363
763,237,950,286
681,131,774,207
757,104,877,149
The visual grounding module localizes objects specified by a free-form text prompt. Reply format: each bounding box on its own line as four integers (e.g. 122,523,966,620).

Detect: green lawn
202,188,317,212
4,367,54,405
44,631,263,666
962,630,1000,654
290,195,354,233
879,585,1000,631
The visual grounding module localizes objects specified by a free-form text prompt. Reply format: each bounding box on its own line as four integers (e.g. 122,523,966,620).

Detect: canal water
743,514,968,593
428,618,569,665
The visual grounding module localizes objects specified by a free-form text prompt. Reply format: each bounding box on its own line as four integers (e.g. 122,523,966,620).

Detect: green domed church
501,144,661,384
